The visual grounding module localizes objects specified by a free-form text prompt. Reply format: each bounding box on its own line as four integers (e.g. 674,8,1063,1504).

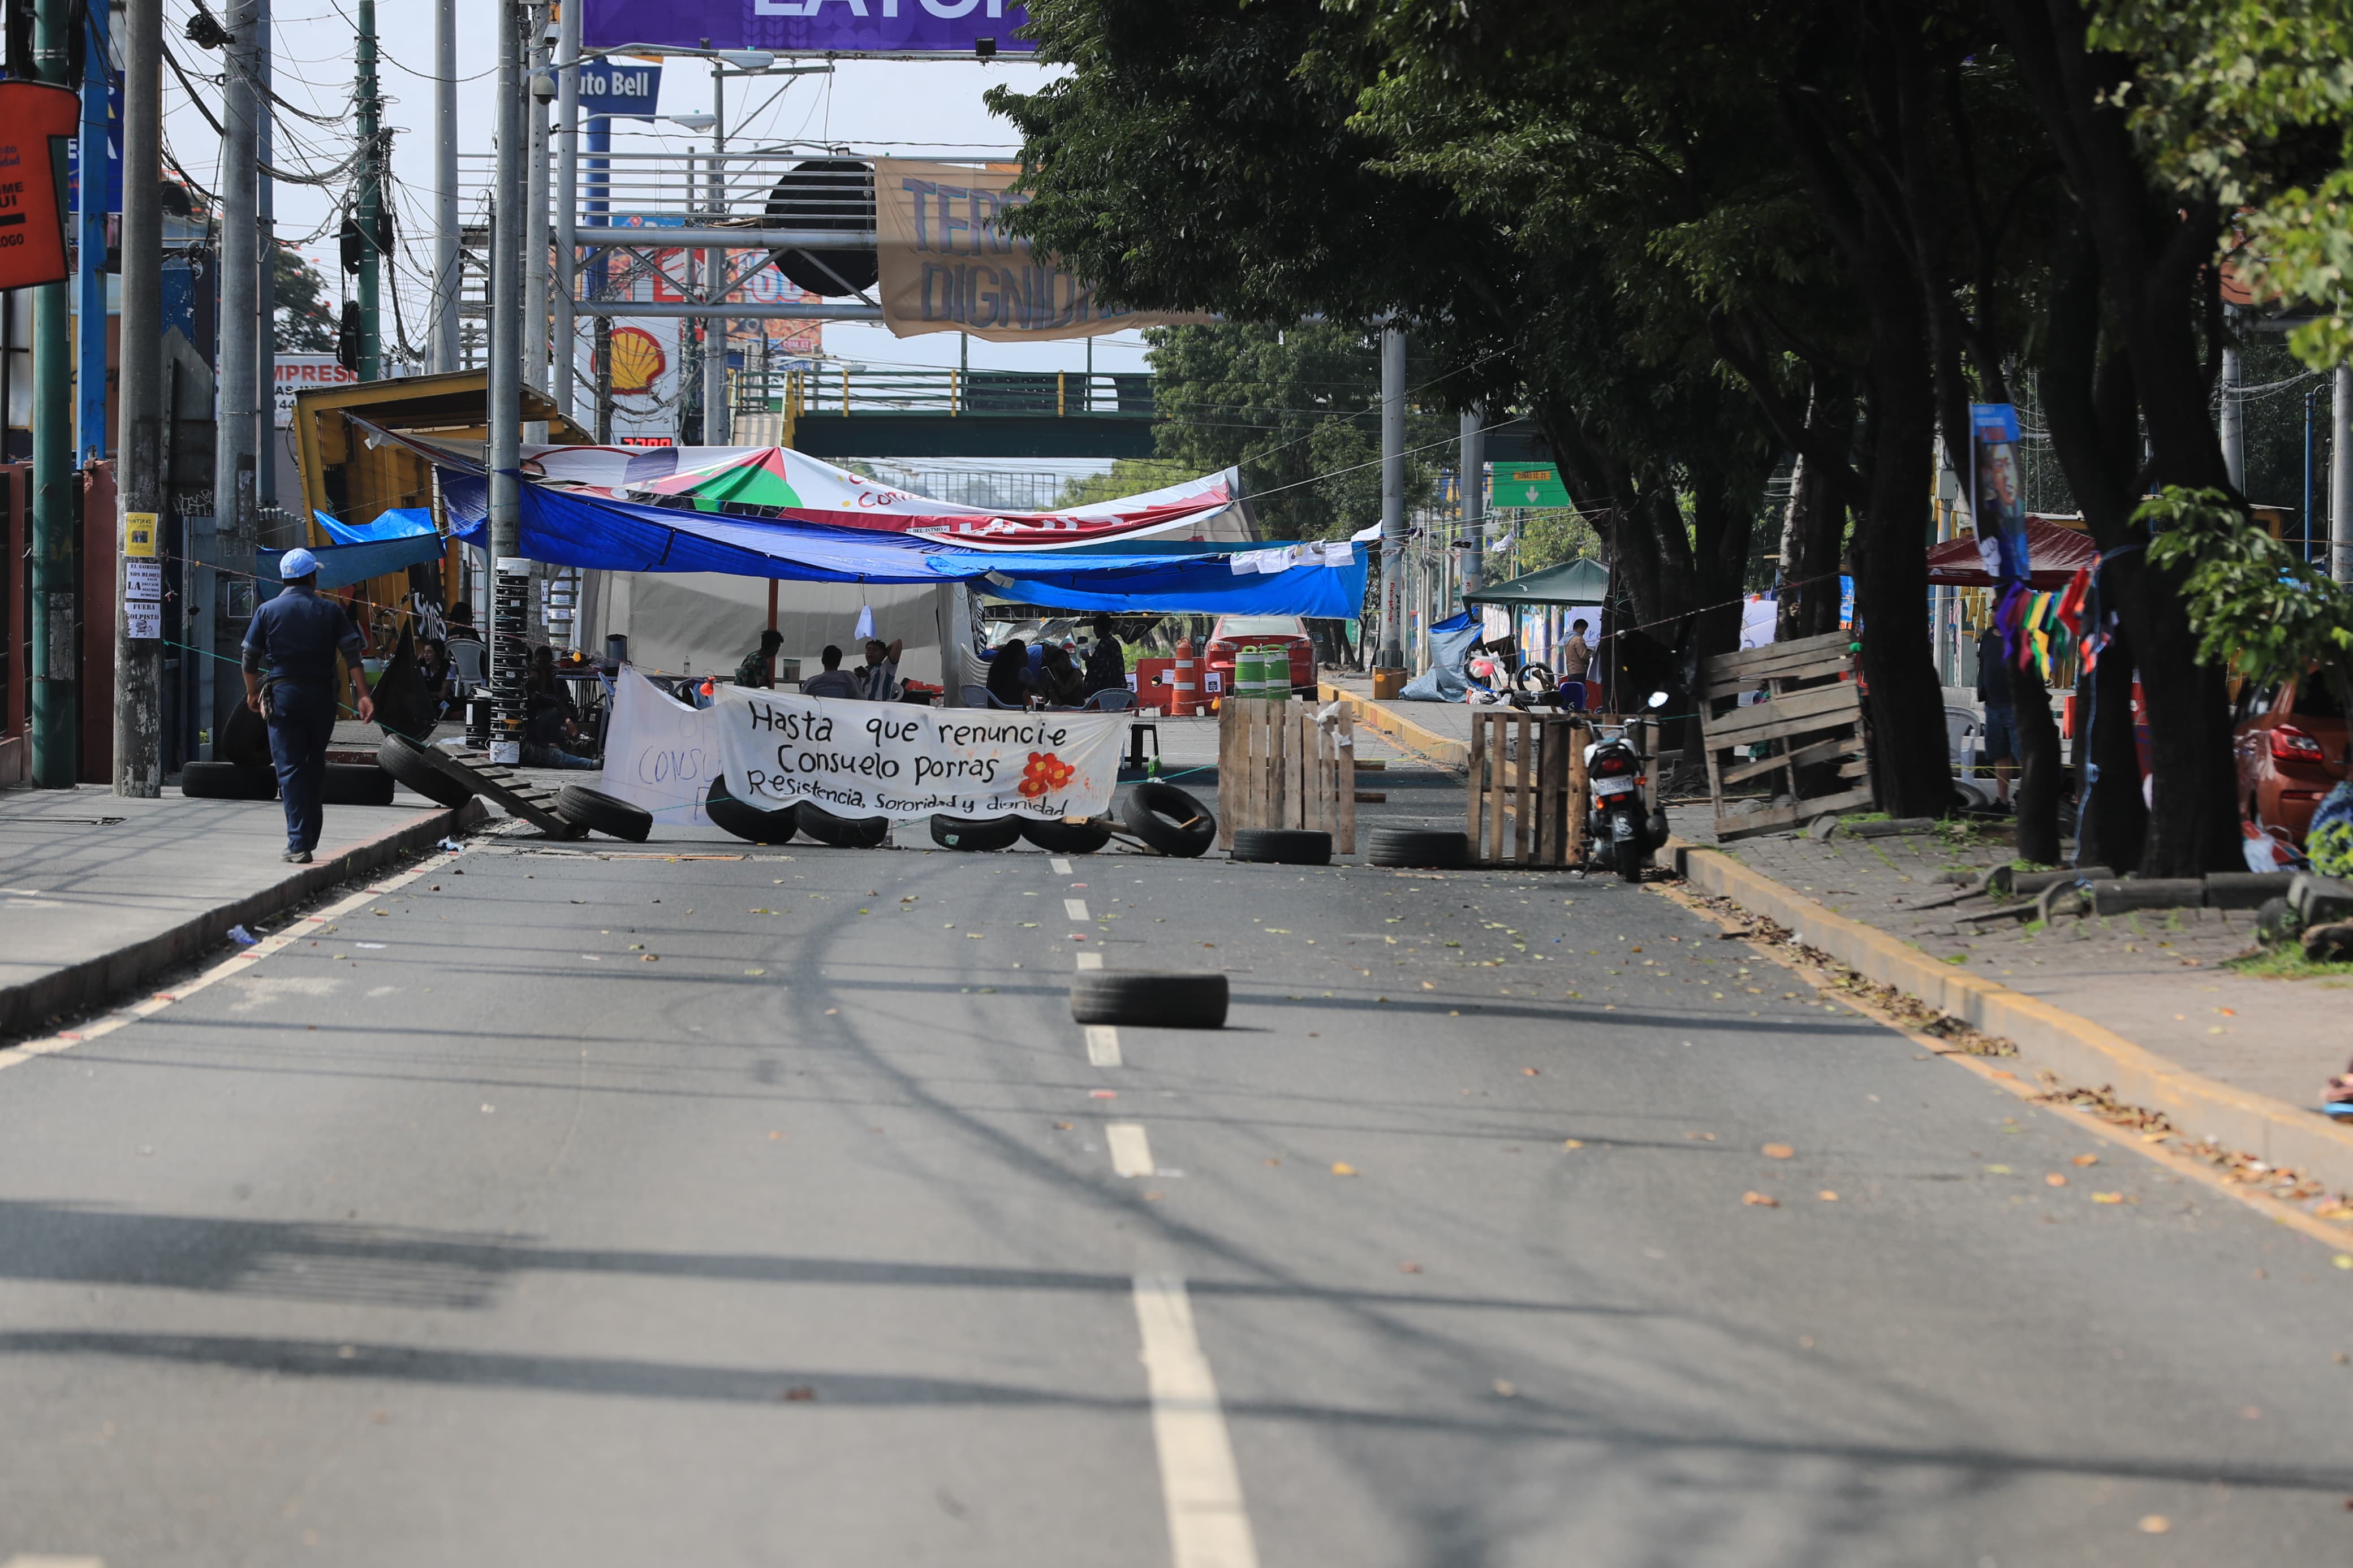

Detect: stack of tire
179,759,394,807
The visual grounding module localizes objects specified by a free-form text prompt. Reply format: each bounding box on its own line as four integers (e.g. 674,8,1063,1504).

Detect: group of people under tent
723,614,1132,713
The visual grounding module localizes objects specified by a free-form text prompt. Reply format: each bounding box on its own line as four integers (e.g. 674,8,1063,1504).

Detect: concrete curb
1674,839,2353,1197
1317,683,1469,768
0,797,489,1039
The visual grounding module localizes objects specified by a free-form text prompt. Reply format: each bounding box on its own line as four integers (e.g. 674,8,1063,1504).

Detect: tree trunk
1777,382,1854,643
2078,620,2147,873
2008,655,2064,864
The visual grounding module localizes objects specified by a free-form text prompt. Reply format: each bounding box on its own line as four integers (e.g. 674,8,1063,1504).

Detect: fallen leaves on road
1762,1144,1794,1159
1685,1131,1717,1142
1399,1262,1421,1274
1742,1191,1780,1208
782,1386,816,1402
1562,1139,1585,1150
2072,1153,2099,1167
1522,1067,1540,1077
2137,1515,2169,1535
1985,1164,2013,1174
1054,1121,1072,1130
2091,1191,2124,1204
1331,1161,1359,1177
2046,1173,2068,1187
642,954,659,962
744,969,766,976
1817,1191,1839,1201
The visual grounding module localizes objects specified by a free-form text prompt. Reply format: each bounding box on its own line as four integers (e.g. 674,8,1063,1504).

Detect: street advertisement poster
596,667,719,828
275,355,360,429
574,58,662,118
874,159,1212,342
1969,403,2032,585
713,684,1122,821
0,81,84,291
583,0,1035,57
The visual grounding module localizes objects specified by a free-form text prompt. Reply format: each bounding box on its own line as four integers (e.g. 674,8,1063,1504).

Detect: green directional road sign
1486,463,1573,509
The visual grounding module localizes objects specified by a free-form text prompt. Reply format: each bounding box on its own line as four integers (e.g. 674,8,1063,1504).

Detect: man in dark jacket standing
242,548,374,863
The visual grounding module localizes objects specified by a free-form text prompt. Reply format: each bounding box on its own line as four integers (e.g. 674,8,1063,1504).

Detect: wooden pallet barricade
1466,711,1587,867
1217,699,1356,853
1698,629,1874,841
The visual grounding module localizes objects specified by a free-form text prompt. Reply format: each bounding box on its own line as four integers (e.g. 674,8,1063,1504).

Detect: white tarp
596,668,720,829
712,684,1124,822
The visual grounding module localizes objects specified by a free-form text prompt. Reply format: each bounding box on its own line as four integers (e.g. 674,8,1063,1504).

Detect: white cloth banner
712,685,1125,822
596,667,721,828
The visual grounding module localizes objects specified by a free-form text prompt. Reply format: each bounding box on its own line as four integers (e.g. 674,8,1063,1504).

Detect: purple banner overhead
581,0,1034,55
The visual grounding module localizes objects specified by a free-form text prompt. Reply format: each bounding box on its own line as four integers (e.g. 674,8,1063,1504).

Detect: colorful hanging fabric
2054,567,2091,639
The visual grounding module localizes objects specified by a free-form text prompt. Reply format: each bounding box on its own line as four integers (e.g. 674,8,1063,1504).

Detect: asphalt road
3,828,2350,1566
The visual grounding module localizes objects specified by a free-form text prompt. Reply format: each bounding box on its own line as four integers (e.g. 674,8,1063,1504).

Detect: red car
1204,615,1316,697
2234,666,2348,846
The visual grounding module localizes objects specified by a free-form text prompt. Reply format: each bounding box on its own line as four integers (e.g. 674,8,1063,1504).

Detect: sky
156,1,1152,387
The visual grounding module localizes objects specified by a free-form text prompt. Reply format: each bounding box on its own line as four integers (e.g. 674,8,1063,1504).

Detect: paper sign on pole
713,685,1123,822
123,511,158,557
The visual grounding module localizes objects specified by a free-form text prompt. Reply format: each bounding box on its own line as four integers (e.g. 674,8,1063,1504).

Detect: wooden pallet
1216,699,1356,853
412,746,585,839
1466,711,1587,867
1698,629,1874,841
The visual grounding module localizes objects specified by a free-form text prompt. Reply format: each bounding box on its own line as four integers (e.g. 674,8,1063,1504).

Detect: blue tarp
314,507,437,546
260,533,446,591
441,475,1368,618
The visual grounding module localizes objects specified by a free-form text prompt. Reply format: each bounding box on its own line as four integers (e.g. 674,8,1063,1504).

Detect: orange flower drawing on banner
1020,751,1075,798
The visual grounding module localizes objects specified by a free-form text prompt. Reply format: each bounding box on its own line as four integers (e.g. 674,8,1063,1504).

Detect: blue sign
576,58,662,119
63,70,123,213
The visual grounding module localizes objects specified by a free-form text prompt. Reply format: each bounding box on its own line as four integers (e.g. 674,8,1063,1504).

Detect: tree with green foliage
273,243,338,355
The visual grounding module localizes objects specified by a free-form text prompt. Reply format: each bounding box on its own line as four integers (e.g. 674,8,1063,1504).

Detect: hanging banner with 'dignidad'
713,685,1124,822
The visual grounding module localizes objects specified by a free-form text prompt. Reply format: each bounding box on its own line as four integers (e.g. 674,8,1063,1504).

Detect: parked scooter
1585,692,1673,880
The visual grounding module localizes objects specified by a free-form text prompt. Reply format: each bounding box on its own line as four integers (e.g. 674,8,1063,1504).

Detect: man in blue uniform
241,548,374,863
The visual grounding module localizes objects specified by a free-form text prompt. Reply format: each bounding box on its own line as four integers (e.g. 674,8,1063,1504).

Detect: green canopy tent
1463,556,1610,606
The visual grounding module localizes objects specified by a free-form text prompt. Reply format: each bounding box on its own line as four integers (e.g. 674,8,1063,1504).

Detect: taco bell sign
582,0,1035,56
576,59,663,119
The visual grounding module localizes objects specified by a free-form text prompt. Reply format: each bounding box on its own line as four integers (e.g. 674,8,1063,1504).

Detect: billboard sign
276,355,360,428
576,58,663,119
581,0,1034,57
0,81,83,291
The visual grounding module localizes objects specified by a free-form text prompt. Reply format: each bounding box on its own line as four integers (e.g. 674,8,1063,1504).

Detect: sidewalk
0,783,480,1039
1666,804,2353,1197
1318,673,1473,766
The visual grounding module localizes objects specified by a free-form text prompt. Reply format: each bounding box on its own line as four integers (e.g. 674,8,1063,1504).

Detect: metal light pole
434,0,460,372
114,0,164,796
355,0,382,378
550,0,581,419
29,0,77,784
2335,364,2353,586
256,0,277,514
2219,309,2243,493
1376,323,1407,672
1458,404,1485,603
524,2,551,409
704,63,729,447
488,0,529,761
210,0,262,747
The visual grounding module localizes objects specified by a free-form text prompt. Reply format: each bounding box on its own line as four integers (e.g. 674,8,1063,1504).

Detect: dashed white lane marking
1050,857,1074,875
1105,1122,1154,1177
6,1551,107,1566
1064,898,1091,921
0,849,464,1075
1132,1275,1260,1568
1075,951,1105,971
1085,1025,1123,1067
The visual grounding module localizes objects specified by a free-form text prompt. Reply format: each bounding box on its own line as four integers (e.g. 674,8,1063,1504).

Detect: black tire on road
932,814,1023,852
1119,781,1216,858
798,802,891,849
320,763,397,807
1230,827,1331,865
557,785,654,842
1070,970,1229,1029
378,733,476,808
179,761,278,801
1019,816,1113,855
1363,827,1469,869
705,777,800,845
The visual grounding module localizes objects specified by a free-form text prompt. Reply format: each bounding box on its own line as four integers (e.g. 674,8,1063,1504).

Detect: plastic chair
1081,689,1135,712
447,638,488,694
1945,706,1981,769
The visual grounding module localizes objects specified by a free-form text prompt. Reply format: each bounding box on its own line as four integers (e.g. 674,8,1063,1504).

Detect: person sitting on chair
1036,642,1088,709
416,637,456,721
523,645,600,769
858,636,904,702
985,638,1033,708
800,644,861,699
735,628,784,688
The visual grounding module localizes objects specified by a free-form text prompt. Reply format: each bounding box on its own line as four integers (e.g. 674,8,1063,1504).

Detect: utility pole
114,0,163,796
1375,323,1406,676
355,0,382,378
434,0,459,372
1458,404,1485,603
488,0,528,761
704,62,728,447
75,0,110,466
212,0,260,746
31,0,78,785
255,0,276,515
550,0,580,420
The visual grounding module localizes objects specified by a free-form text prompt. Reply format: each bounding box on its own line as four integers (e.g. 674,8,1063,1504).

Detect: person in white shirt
858,636,903,701
800,645,861,698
